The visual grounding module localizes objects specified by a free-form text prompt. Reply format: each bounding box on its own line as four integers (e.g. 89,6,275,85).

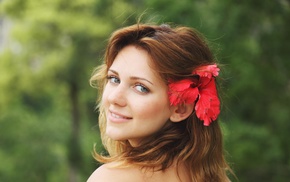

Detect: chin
106,131,126,141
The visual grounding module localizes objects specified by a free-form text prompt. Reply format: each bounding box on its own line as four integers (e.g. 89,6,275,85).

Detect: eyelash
107,75,120,84
106,75,150,94
134,83,150,93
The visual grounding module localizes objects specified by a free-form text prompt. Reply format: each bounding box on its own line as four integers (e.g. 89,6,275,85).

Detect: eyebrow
108,69,154,85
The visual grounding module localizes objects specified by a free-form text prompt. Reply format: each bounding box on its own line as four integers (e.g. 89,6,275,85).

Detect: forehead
110,45,163,81
113,45,149,64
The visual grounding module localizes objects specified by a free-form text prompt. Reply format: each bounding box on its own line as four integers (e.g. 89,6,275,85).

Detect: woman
88,23,232,182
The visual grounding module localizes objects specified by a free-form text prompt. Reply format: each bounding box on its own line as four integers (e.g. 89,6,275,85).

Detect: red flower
195,78,220,126
193,64,220,78
169,79,199,105
168,64,220,126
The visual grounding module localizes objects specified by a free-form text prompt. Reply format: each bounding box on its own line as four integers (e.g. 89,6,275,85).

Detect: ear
170,103,194,122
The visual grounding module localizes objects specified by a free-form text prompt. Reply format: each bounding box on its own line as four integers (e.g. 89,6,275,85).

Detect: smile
111,112,131,119
108,110,132,123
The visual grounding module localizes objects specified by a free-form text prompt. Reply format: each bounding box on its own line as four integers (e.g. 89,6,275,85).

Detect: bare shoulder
86,164,112,182
87,163,143,182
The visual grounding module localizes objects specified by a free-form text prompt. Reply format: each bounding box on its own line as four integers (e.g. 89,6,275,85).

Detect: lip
107,110,132,123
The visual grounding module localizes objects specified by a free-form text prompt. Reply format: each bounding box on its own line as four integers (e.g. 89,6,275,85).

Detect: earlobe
170,103,194,122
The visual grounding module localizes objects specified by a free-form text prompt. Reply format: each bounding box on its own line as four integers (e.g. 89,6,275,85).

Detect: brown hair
90,23,232,181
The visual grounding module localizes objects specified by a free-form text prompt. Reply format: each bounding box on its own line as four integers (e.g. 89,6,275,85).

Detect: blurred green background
0,0,289,181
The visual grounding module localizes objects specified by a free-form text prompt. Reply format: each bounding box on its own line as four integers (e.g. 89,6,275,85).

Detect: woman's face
102,45,173,146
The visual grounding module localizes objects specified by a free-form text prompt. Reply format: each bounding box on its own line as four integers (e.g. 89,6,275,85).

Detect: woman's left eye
134,84,150,93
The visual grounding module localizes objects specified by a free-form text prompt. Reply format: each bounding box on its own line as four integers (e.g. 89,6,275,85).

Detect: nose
107,84,127,107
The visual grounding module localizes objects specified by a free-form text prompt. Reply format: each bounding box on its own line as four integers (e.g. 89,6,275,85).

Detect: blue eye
135,84,150,93
107,76,120,84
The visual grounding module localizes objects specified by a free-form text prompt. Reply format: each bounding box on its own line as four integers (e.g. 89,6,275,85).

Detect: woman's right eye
107,76,120,84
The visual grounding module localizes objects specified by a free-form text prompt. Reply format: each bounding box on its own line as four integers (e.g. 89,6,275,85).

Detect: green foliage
142,0,290,181
0,0,138,181
0,0,289,181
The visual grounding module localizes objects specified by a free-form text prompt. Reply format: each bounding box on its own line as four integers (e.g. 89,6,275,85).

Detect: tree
0,0,139,181
143,0,290,181
1,0,289,181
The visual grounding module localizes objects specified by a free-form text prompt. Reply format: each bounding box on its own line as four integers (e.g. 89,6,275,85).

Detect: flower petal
193,64,220,78
182,87,199,104
169,79,193,91
168,64,220,126
168,92,181,106
195,78,220,126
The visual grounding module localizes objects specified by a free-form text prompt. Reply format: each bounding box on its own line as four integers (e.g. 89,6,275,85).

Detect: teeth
112,113,127,119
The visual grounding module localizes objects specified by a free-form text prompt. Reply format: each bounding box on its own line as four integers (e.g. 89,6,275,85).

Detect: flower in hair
168,64,220,126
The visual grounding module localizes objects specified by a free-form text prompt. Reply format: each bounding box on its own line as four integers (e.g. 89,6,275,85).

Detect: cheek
134,96,171,120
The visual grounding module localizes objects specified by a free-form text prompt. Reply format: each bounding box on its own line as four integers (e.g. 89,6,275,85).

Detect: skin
102,45,175,147
87,161,191,182
88,45,193,181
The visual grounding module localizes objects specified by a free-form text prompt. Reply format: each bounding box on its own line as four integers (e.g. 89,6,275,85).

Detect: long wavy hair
90,23,232,182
